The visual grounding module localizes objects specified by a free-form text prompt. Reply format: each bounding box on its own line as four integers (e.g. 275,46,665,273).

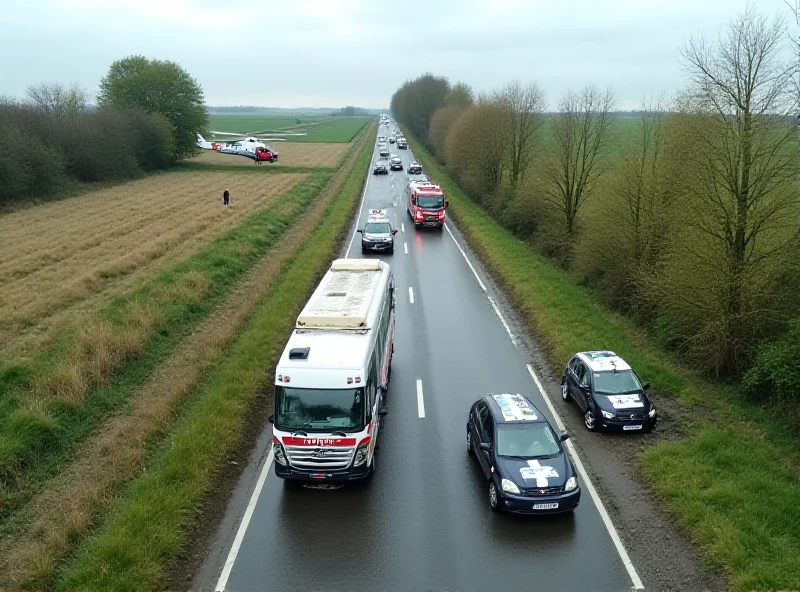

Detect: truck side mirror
268,415,274,424
642,382,651,390
559,432,570,442
391,229,397,235
445,200,449,208
378,407,388,416
480,442,491,452
357,229,363,233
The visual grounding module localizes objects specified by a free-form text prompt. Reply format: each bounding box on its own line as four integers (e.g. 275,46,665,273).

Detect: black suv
561,351,657,432
467,393,580,514
389,156,403,171
373,159,389,174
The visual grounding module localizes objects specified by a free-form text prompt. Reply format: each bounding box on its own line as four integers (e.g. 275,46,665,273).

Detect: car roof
483,393,545,424
574,350,633,372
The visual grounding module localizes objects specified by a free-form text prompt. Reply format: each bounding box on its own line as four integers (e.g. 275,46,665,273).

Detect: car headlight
353,443,370,466
273,441,287,466
648,406,656,418
565,476,577,492
601,410,614,420
501,478,520,494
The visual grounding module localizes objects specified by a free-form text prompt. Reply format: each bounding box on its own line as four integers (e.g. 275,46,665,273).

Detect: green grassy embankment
207,114,370,143
57,128,373,591
0,173,330,519
403,129,800,591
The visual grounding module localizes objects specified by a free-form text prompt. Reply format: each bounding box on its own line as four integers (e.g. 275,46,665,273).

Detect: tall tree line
390,5,800,415
0,55,208,205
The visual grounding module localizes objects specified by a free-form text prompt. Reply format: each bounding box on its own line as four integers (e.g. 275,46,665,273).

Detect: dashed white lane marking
416,379,425,418
443,212,644,591
408,286,415,304
215,446,275,591
526,364,645,591
401,223,405,233
404,242,408,255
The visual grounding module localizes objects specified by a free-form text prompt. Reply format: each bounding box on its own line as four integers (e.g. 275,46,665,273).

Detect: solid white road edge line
444,223,487,292
408,286,415,304
416,379,425,418
488,296,517,346
527,363,645,591
345,145,376,257
404,242,408,255
214,446,275,592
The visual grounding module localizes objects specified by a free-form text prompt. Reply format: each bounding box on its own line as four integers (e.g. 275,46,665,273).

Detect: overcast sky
3,0,795,110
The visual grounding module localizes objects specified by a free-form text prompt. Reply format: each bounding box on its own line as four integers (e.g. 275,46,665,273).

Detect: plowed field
189,142,350,168
0,172,305,354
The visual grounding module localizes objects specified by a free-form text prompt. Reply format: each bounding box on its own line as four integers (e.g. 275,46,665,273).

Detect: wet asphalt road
194,128,635,591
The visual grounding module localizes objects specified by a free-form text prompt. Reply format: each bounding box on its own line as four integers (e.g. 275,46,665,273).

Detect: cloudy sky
3,0,795,110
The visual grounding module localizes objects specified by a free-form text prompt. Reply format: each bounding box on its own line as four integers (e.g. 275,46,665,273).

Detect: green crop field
207,114,370,143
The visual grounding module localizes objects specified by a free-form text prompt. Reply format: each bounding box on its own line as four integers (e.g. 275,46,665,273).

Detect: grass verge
403,129,800,591
0,173,330,517
56,130,372,591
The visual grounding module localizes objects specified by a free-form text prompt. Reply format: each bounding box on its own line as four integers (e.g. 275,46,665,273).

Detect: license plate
532,503,559,510
623,424,643,431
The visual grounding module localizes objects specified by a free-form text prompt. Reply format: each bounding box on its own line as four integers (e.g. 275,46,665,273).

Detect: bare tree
680,5,799,374
495,80,547,187
25,82,87,120
543,84,615,235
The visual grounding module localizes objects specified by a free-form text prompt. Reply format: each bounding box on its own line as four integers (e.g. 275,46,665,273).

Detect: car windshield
496,423,560,458
275,386,365,432
593,370,641,395
364,222,391,233
417,194,444,209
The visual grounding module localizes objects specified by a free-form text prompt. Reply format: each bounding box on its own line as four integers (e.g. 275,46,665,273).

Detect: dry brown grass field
188,141,350,168
0,171,305,358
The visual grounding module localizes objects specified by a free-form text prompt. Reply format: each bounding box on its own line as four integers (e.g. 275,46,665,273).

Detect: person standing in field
223,189,230,207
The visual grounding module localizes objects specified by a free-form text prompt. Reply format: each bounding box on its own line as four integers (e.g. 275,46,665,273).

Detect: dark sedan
467,393,580,514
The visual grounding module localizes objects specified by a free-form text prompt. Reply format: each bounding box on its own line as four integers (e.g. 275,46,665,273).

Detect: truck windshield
275,386,365,432
417,194,444,209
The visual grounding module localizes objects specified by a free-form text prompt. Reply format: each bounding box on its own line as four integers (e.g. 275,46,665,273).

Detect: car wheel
488,481,499,512
467,429,473,455
584,409,597,432
561,381,571,402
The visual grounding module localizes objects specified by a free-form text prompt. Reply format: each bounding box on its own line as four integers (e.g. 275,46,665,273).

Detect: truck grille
284,445,354,470
425,215,438,221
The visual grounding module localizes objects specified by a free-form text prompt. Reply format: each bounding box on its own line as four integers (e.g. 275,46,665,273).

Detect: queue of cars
358,124,658,516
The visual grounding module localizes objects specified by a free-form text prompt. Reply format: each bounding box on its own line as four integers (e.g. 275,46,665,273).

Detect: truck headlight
649,406,656,418
353,443,370,466
601,410,614,420
273,441,287,466
565,477,577,492
501,479,520,494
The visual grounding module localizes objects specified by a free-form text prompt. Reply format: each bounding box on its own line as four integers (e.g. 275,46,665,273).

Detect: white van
269,258,396,483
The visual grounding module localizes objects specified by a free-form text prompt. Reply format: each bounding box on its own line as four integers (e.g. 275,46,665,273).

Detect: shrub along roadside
404,130,800,591
0,173,330,517
56,135,371,591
